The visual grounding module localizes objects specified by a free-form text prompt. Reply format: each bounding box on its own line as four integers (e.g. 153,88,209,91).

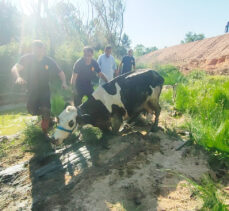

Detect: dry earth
1,109,219,211
137,33,229,74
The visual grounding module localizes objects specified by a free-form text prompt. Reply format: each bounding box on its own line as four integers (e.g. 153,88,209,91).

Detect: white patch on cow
92,83,126,114
142,85,161,112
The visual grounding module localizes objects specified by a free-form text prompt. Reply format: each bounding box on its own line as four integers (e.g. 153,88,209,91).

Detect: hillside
137,33,229,74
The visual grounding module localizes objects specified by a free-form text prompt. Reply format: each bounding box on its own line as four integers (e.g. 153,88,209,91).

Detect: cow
52,69,164,144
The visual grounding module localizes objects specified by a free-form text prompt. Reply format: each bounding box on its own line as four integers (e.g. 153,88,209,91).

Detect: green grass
181,175,228,211
158,66,229,156
156,64,186,85
0,113,33,136
80,124,103,144
22,124,53,157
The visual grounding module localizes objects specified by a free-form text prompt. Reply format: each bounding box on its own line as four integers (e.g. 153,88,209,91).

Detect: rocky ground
137,33,229,74
1,109,226,211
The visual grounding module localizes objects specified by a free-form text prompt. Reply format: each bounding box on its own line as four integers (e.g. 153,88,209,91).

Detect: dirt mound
0,110,214,210
137,33,229,74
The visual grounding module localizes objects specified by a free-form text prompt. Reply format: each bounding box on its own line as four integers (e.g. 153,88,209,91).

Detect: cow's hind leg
148,101,161,132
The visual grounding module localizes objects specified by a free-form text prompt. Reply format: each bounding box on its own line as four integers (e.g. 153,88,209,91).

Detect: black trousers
74,86,94,107
27,91,51,117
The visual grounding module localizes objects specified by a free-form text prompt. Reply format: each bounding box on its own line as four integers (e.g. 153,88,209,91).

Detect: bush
80,124,103,144
156,65,185,85
160,88,173,105
51,94,66,116
0,42,20,94
174,76,229,154
23,124,53,157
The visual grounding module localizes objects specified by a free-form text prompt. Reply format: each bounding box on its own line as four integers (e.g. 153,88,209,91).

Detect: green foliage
51,95,65,116
0,41,20,93
186,69,207,81
181,32,205,43
156,65,185,85
0,2,20,45
23,124,53,157
159,67,229,155
174,77,229,153
135,63,150,69
181,175,228,210
134,44,158,57
160,88,173,105
80,124,103,144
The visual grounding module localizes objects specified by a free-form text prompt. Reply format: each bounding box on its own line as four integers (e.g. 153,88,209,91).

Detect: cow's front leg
111,112,122,133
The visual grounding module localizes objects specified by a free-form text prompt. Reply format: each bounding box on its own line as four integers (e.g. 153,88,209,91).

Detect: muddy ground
0,110,227,211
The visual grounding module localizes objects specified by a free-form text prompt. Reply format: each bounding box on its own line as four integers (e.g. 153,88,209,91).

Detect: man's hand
98,72,108,83
62,82,68,90
15,77,26,85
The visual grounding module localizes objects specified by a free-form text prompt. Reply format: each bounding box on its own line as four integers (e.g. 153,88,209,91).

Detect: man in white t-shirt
97,46,118,85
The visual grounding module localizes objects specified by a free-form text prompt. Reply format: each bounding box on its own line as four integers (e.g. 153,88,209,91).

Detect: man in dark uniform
225,21,229,33
71,46,108,106
118,49,136,75
11,40,67,133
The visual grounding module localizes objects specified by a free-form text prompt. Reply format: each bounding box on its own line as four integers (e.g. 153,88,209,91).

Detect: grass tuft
80,124,103,144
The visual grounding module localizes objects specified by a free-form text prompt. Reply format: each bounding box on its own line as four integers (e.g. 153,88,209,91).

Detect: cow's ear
76,114,91,125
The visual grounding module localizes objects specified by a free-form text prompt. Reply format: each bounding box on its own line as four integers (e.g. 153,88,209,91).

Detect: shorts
27,91,51,116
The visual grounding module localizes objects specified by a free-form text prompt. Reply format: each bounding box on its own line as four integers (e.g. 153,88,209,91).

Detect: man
11,40,67,134
97,46,117,85
119,49,136,75
71,46,108,106
225,21,229,33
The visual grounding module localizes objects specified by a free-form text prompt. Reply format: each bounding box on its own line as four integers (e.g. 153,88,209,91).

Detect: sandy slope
137,33,229,74
0,110,214,211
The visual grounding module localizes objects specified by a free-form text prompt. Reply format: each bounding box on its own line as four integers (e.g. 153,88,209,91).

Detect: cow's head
52,106,78,145
52,106,91,145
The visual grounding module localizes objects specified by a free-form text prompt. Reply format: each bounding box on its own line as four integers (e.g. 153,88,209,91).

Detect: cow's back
103,69,164,117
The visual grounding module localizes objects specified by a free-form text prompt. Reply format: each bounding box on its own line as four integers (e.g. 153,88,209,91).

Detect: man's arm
98,72,108,83
133,58,136,71
11,63,26,85
58,71,67,89
70,73,77,92
113,58,118,77
118,61,123,76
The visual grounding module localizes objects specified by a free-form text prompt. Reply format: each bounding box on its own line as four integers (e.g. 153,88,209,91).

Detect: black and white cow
52,69,164,144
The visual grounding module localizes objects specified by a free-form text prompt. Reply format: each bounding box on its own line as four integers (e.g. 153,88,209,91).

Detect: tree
89,0,125,47
134,44,158,57
115,33,131,57
181,32,205,43
0,2,20,45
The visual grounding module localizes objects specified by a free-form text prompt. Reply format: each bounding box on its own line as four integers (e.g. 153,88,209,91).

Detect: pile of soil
137,33,229,74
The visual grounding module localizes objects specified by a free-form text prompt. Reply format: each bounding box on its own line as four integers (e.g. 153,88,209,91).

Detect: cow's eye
68,120,74,128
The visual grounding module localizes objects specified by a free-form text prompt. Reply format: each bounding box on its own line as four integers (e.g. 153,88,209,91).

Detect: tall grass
180,174,228,210
158,66,229,156
156,65,185,85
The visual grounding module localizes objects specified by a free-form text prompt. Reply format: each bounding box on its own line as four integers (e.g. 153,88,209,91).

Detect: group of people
11,40,136,134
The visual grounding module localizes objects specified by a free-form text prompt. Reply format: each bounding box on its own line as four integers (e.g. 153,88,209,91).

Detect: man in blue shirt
119,49,136,75
97,46,117,85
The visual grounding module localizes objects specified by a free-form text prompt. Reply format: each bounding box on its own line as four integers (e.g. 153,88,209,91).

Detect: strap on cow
56,125,74,133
